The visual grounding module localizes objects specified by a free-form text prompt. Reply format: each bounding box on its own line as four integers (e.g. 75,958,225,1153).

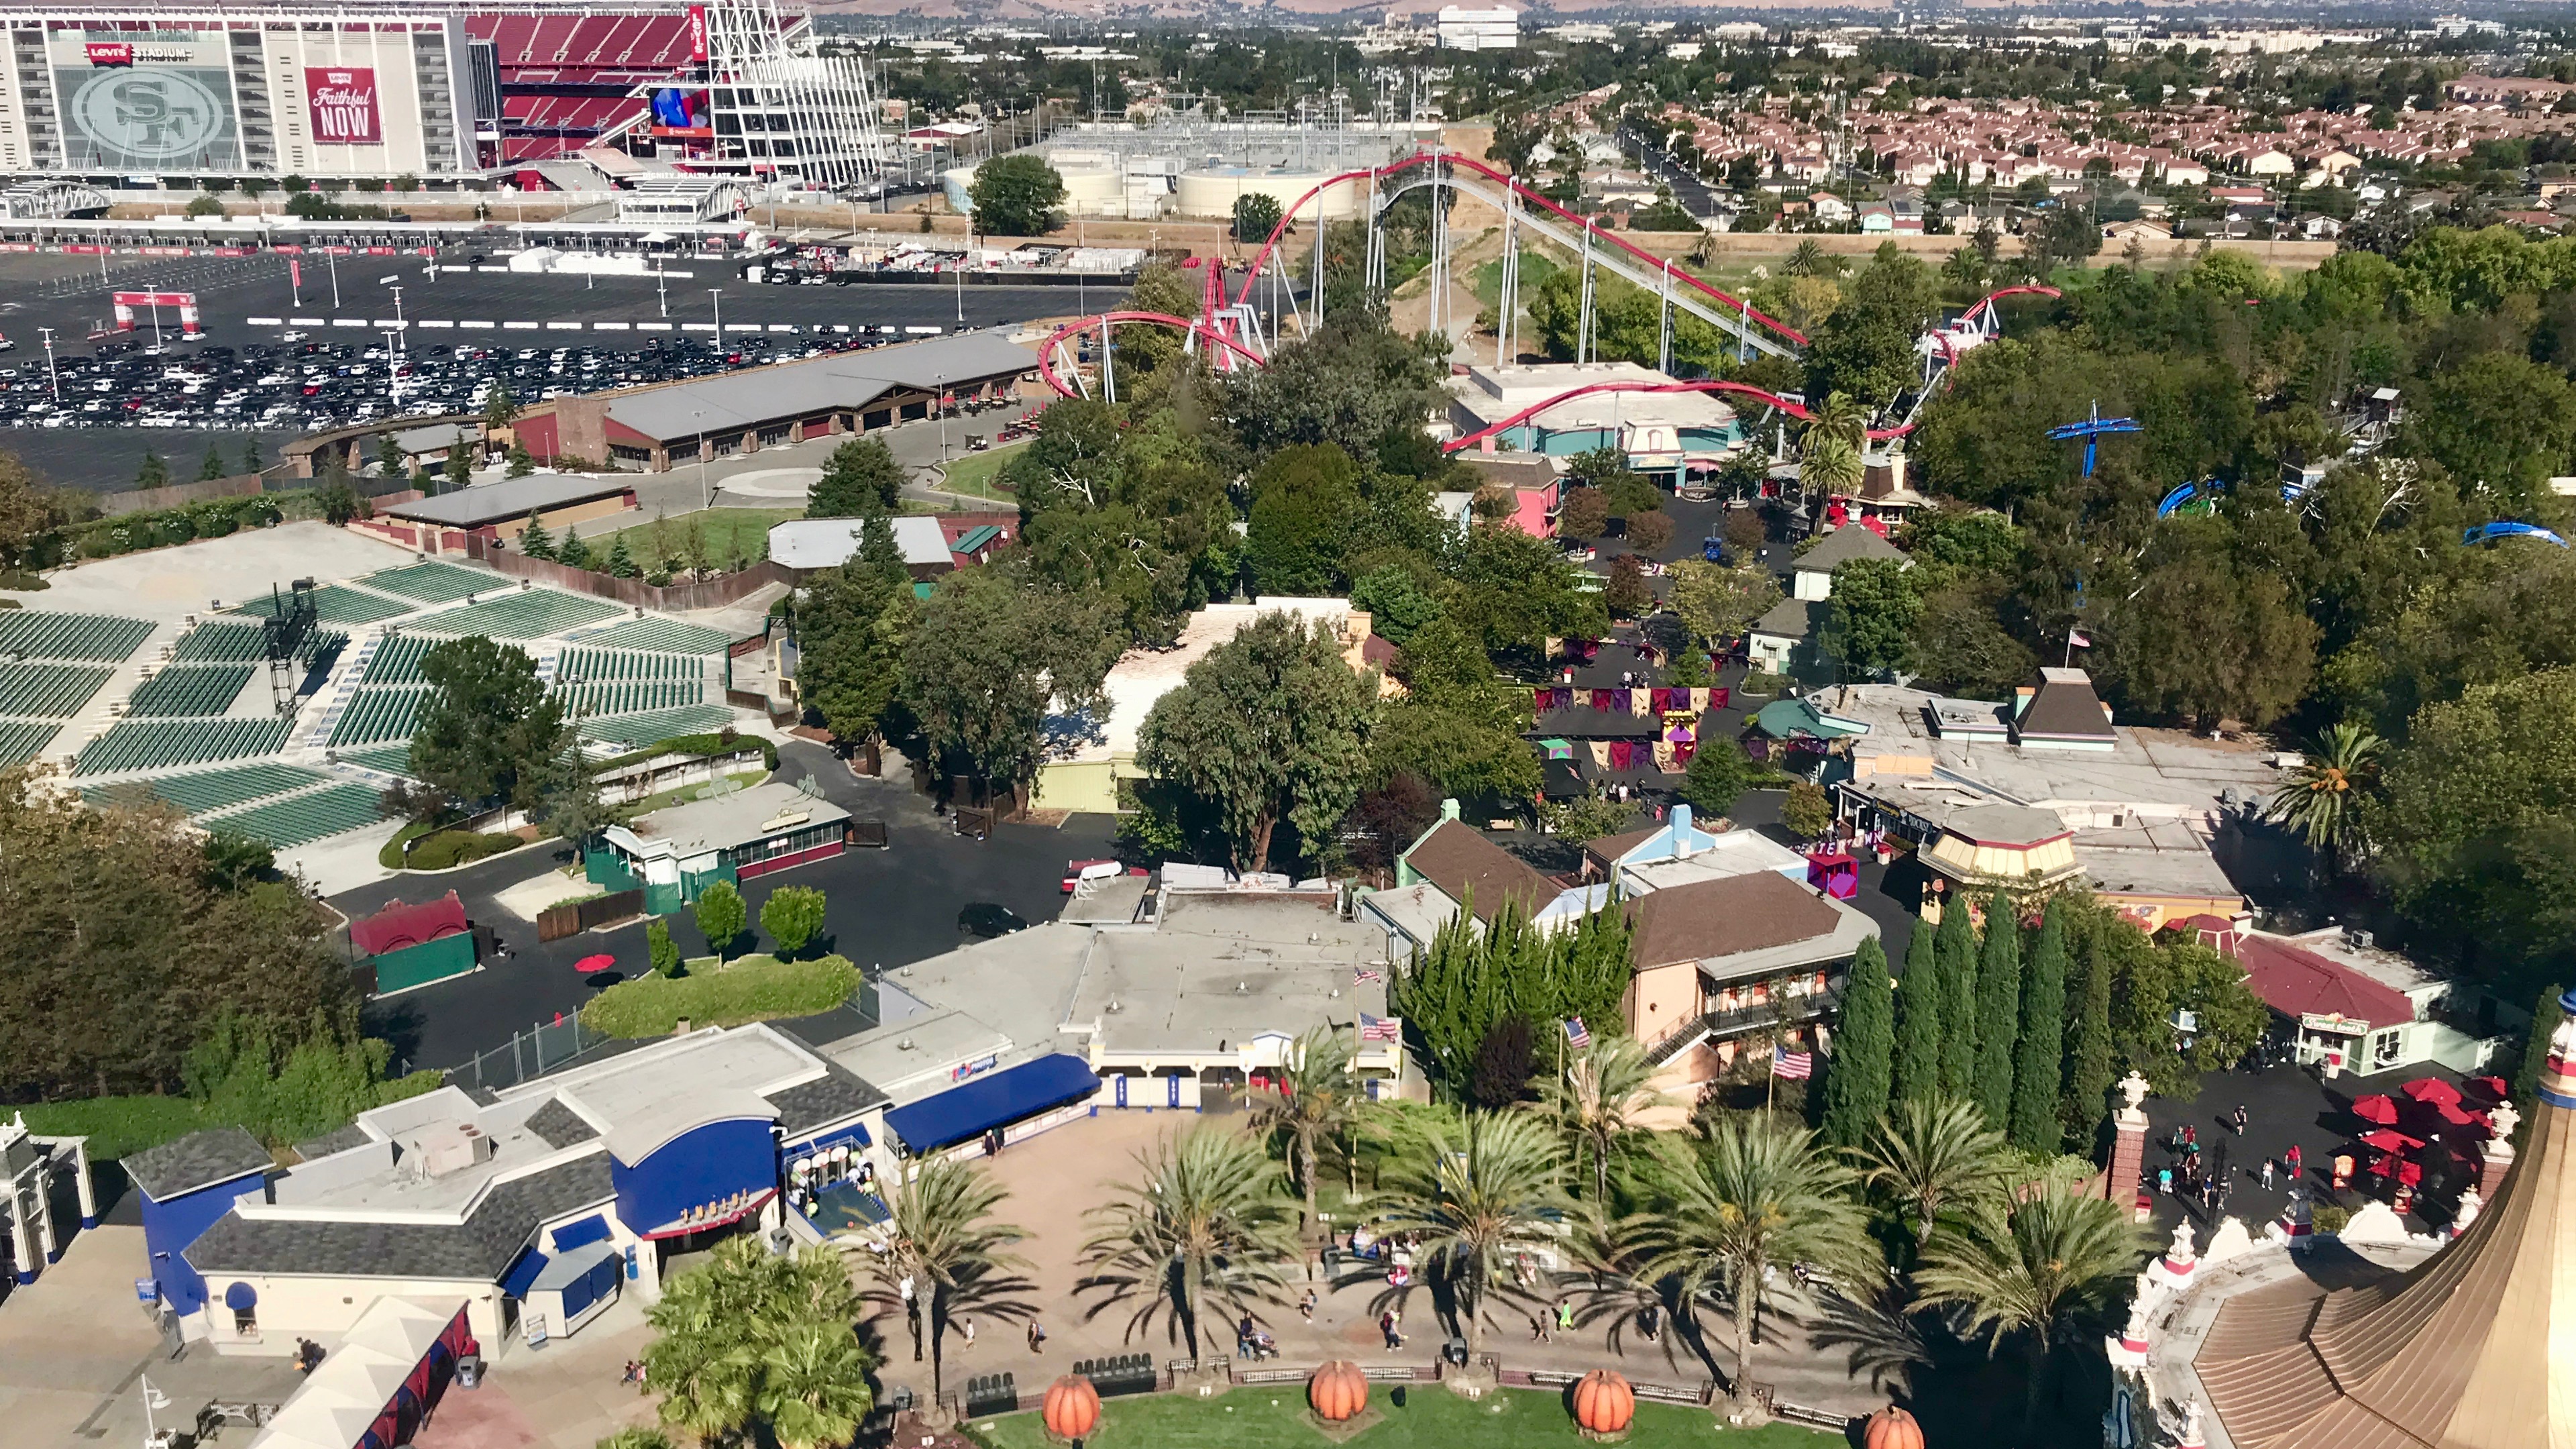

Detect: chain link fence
440,1015,614,1095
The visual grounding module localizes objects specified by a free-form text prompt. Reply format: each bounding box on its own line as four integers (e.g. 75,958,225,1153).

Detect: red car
1063,859,1144,892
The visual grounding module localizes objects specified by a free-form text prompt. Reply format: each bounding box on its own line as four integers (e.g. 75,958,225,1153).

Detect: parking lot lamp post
694,409,711,511
38,327,58,402
708,287,724,345
146,293,163,349
657,264,669,317
327,248,341,309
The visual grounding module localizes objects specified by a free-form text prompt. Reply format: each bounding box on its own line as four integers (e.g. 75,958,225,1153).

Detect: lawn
580,952,858,1038
14,1095,218,1161
935,440,1030,502
596,507,804,568
1470,250,1563,309
964,1386,1837,1449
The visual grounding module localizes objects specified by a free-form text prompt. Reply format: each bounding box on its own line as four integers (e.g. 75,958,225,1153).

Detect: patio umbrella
2367,1154,2396,1177
2432,1099,2487,1131
2359,1128,2425,1152
2402,1077,2463,1106
2351,1093,2400,1126
2465,1075,2510,1102
2398,1159,2424,1186
575,953,616,973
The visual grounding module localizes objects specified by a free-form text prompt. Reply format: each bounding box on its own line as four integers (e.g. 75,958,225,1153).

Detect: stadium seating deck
580,704,738,749
331,687,429,747
171,621,270,663
559,680,706,718
555,647,707,683
125,664,254,718
0,720,60,770
202,784,390,851
0,611,156,662
74,718,292,775
230,584,414,627
572,618,733,653
0,662,113,718
356,561,500,604
409,590,622,640
363,634,444,685
82,763,329,817
335,743,414,777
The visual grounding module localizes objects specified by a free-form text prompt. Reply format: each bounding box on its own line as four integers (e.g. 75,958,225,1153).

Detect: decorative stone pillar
2106,1070,2151,1205
2481,1101,2520,1201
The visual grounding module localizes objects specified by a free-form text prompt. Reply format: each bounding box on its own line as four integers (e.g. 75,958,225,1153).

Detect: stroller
1237,1327,1279,1361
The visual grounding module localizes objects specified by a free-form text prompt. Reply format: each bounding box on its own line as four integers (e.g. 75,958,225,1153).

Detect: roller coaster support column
1658,263,1674,376
1099,315,1116,405
1427,150,1449,340
1576,219,1598,366
1496,180,1519,368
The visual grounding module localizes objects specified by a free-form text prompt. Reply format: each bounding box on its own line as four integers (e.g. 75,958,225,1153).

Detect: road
341,739,1115,1076
1618,124,1727,219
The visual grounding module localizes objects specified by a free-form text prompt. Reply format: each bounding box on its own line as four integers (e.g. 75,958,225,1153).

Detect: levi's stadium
0,0,883,193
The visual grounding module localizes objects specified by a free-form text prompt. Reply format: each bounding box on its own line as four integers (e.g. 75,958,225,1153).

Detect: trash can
454,1353,484,1389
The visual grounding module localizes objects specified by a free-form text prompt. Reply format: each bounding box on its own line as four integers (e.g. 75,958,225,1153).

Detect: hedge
596,731,779,774
379,822,526,871
580,953,857,1039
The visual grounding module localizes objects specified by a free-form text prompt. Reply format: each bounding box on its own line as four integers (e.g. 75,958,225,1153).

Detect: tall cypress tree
1823,935,1894,1146
1936,900,1979,1099
1972,891,2023,1126
2062,932,2115,1151
1893,916,1944,1104
2010,899,2068,1153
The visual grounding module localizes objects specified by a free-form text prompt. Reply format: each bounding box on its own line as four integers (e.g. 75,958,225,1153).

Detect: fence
95,474,264,516
441,1014,612,1095
460,537,798,613
535,888,645,943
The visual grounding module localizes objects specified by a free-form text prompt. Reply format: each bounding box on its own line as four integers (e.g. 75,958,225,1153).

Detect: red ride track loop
1442,379,1910,456
1226,151,1811,352
1034,311,1272,397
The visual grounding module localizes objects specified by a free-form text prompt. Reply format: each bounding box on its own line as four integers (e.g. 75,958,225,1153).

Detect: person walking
2260,1157,2276,1189
1027,1320,1046,1354
2233,1104,2249,1136
2286,1143,2303,1181
1556,1299,1574,1335
1380,1309,1403,1351
1298,1289,1316,1324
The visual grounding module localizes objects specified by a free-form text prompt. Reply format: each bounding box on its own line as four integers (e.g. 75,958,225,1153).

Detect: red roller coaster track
1033,310,1271,397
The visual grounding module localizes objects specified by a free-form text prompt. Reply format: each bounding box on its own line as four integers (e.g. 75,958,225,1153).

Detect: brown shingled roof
1624,872,1844,969
2014,667,2117,742
1401,820,1558,924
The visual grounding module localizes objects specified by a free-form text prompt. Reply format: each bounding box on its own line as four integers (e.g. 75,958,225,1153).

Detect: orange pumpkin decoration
1573,1369,1635,1435
1309,1360,1369,1422
1042,1375,1102,1440
1862,1405,1925,1449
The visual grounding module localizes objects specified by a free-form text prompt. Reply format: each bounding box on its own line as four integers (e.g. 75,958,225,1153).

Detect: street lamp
693,408,711,510
327,247,341,309
708,287,724,347
38,327,58,402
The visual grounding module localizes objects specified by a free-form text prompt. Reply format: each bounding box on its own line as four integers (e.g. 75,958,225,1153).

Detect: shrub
580,954,859,1038
380,824,523,870
694,879,748,957
759,885,828,958
647,918,682,977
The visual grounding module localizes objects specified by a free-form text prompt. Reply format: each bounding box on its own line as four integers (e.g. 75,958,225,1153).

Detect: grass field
593,508,804,568
965,1386,1835,1449
580,953,858,1038
13,1095,217,1161
934,441,1030,502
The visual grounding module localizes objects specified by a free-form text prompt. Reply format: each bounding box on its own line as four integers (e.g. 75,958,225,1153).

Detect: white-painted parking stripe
503,321,539,330
593,321,630,331
477,266,508,272
637,321,674,331
332,319,368,328
248,316,282,325
546,321,584,331
372,319,403,328
289,316,324,325
682,323,716,332
832,324,850,333
419,319,454,328
767,323,795,333
458,321,495,329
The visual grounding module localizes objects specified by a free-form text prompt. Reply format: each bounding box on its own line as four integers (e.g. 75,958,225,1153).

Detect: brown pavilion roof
2196,994,2576,1449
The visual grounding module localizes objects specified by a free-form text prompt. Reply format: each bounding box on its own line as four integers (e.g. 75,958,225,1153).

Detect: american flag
1772,1046,1813,1081
1562,1017,1591,1050
1353,965,1386,985
1359,1013,1402,1042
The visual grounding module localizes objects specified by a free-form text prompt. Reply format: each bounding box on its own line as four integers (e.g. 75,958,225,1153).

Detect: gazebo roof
2194,989,2576,1449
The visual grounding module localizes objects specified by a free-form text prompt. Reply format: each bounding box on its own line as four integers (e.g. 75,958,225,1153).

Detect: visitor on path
2159,1166,2174,1195
1299,1289,1317,1323
621,1360,644,1389
1028,1320,1046,1354
2261,1158,2275,1189
2234,1105,2249,1136
2286,1143,2303,1180
1556,1300,1575,1334
960,1318,975,1349
1381,1309,1403,1350
1532,1311,1549,1343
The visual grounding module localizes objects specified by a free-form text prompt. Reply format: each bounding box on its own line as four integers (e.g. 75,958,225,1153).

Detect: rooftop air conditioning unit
2346,928,2375,951
408,1121,495,1177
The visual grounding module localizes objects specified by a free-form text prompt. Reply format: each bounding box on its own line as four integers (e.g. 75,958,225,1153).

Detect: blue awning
223,1281,258,1310
882,1054,1099,1155
500,1248,549,1299
550,1214,611,1251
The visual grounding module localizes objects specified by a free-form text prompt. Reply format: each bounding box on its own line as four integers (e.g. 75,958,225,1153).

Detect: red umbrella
2432,1099,2486,1130
2466,1075,2510,1102
576,953,616,973
2367,1154,2396,1177
2398,1159,2424,1186
2403,1077,2463,1106
2359,1128,2425,1152
2351,1093,2400,1126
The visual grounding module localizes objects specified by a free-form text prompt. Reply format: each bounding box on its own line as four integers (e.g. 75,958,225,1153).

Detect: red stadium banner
307,67,381,145
687,5,708,62
85,42,132,66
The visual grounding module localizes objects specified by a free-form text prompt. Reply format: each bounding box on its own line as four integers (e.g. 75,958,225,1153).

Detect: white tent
250,1296,468,1449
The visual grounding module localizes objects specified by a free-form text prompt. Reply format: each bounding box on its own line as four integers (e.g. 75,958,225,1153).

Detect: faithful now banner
305,67,380,144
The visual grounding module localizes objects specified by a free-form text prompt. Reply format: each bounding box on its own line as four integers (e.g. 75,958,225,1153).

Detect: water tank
1172,166,1363,223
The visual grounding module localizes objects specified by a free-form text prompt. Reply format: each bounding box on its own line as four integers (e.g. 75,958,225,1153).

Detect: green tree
1860,1096,2013,1247
1392,899,1635,1099
412,637,574,816
519,514,555,560
859,1157,1033,1403
756,1322,877,1449
1373,1110,1570,1358
602,534,641,578
1914,1187,2143,1438
2514,981,2567,1114
646,918,681,978
1224,309,1453,461
137,451,168,490
1825,557,1921,678
901,564,1118,808
1245,443,1363,596
1247,1026,1358,1234
482,381,519,433
759,885,828,959
694,879,748,958
1350,564,1442,645
1805,244,1937,409
1136,611,1377,874
1936,902,1980,1098
1538,1033,1672,1203
376,433,405,480
2009,900,2068,1154
1625,1113,1882,1404
1677,737,1754,819
1893,918,1945,1105
506,438,536,478
642,1237,872,1447
199,443,227,482
1604,553,1652,617
2265,721,2385,875
1557,486,1611,541
968,154,1068,237
2398,352,2576,511
443,439,470,493
808,436,906,518
244,437,264,474
1372,615,1542,812
1972,893,2023,1126
315,480,361,526
1821,935,1895,1147
2110,551,2317,730
2061,932,2114,1149
792,559,913,747
1781,780,1833,841
1668,559,1782,646
1079,1124,1300,1356
1233,191,1284,244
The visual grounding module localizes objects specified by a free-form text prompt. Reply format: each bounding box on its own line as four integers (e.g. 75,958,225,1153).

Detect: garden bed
580,952,857,1038
962,1385,1834,1449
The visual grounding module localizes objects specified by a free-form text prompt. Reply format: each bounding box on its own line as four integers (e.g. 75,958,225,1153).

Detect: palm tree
1785,238,1830,278
643,1238,865,1446
596,1430,676,1449
1800,391,1872,500
1372,1109,1571,1360
1624,1113,1882,1403
1913,1185,2143,1436
1247,1025,1360,1236
2264,720,2384,873
1079,1124,1301,1356
859,1156,1033,1406
1859,1097,2017,1247
1536,1033,1672,1203
757,1320,877,1449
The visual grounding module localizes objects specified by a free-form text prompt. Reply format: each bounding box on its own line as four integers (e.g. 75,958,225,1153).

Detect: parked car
957,902,1030,937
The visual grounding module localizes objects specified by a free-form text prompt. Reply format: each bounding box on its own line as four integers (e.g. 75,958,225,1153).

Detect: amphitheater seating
203,784,390,851
0,720,60,769
230,584,413,627
364,633,443,684
172,621,270,663
559,680,706,717
74,717,292,775
331,687,428,747
409,589,621,640
125,664,254,717
82,763,329,816
335,743,414,777
0,662,113,718
580,704,738,749
0,610,155,661
356,561,500,604
573,618,734,653
555,647,706,684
